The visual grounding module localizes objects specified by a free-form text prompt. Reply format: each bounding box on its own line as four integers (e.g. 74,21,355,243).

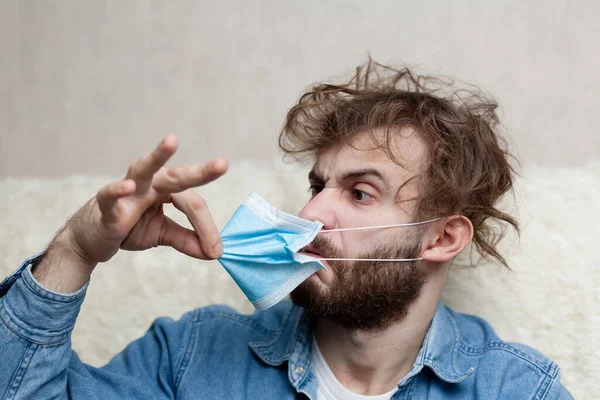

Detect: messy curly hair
279,59,519,268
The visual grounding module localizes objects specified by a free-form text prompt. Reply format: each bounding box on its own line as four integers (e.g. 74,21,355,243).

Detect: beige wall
1,0,599,177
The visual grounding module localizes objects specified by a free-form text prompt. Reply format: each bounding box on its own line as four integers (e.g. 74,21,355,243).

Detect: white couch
1,159,597,397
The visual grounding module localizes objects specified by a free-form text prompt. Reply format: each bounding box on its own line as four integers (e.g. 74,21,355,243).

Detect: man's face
290,129,430,331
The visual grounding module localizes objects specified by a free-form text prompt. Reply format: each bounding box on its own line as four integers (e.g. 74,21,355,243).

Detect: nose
298,189,336,230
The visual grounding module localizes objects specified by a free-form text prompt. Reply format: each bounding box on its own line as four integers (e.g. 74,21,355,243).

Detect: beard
290,234,428,332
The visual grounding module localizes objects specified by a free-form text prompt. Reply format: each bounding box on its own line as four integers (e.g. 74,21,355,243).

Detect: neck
313,269,445,395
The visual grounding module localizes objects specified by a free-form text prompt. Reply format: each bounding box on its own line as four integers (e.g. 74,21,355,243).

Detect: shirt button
295,366,304,374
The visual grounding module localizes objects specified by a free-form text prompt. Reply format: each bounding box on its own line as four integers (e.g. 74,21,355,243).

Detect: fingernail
212,242,223,258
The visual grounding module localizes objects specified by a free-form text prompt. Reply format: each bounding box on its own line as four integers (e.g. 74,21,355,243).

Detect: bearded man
0,60,573,399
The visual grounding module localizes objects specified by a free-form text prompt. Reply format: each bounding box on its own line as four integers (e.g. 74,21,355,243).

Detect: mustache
310,236,343,259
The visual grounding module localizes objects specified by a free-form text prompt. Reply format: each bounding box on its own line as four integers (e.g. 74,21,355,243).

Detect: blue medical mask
218,192,440,310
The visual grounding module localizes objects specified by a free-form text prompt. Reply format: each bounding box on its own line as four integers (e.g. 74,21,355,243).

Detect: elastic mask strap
315,217,442,262
317,257,423,262
320,217,442,233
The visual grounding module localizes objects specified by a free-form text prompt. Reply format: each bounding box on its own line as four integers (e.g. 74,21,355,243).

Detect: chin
290,277,324,308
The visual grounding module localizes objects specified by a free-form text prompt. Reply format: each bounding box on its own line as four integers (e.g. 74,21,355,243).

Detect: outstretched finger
97,179,137,222
153,157,228,193
158,216,211,259
170,190,222,259
126,134,179,189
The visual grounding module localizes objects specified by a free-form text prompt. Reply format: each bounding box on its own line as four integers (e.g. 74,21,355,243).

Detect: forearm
0,258,89,398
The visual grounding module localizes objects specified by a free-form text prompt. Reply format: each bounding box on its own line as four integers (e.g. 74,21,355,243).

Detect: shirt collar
400,301,475,384
248,301,474,384
248,303,307,367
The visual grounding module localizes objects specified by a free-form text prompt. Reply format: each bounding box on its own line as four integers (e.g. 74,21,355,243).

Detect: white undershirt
311,336,397,400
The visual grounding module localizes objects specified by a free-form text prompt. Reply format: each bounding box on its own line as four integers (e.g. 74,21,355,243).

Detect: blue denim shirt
1,255,573,399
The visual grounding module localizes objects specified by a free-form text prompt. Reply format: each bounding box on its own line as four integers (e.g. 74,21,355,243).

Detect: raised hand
33,134,227,293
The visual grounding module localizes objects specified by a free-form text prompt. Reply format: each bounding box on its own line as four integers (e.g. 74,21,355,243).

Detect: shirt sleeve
0,255,196,399
543,369,574,400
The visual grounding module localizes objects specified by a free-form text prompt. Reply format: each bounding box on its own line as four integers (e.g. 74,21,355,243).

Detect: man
0,60,572,399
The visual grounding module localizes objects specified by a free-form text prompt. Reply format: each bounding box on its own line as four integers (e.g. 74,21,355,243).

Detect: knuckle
190,197,207,212
189,196,207,212
155,169,181,191
165,168,179,182
196,164,209,176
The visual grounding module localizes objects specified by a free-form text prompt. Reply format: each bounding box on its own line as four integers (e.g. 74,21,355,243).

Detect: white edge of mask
244,192,324,241
252,261,323,311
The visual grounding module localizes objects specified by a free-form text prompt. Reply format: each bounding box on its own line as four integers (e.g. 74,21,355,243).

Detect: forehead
313,128,427,182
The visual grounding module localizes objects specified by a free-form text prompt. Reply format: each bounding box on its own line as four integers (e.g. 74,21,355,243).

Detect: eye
350,189,373,202
309,184,323,197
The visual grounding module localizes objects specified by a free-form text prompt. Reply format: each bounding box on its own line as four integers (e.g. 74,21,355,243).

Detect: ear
420,216,473,263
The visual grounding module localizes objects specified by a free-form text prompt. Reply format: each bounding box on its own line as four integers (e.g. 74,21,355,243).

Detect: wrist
32,228,98,293
60,226,99,271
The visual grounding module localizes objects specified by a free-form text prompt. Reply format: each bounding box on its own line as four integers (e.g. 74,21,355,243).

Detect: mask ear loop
314,217,443,262
313,257,423,262
319,217,442,233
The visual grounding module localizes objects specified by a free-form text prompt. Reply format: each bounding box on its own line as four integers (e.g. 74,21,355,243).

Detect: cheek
338,226,407,257
332,204,405,254
337,230,380,257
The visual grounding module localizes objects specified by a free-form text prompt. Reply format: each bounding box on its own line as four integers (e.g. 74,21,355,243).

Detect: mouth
299,245,332,272
300,244,324,258
299,245,334,282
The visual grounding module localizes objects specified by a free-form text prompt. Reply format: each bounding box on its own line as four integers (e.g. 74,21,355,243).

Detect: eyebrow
308,168,390,190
